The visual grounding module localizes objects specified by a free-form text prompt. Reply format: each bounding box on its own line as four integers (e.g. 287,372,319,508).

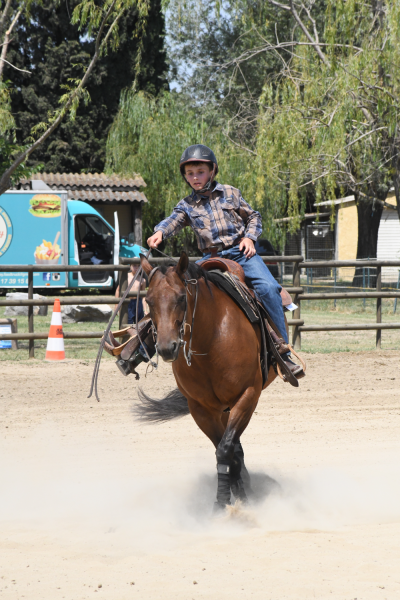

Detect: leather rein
148,266,204,367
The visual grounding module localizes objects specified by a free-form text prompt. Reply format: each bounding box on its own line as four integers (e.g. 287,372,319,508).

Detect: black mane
156,259,208,281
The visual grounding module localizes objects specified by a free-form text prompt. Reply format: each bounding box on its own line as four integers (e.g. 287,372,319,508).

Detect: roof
18,172,148,203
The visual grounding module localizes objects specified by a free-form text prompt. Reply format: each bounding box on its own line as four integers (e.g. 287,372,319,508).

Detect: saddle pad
207,271,260,324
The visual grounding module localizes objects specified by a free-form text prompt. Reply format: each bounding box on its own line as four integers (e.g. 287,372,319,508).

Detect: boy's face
184,162,212,191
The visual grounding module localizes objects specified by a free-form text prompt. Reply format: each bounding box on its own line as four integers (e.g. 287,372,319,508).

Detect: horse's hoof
213,501,229,515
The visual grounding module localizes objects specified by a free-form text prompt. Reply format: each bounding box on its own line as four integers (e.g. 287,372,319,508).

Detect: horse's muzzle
156,340,180,363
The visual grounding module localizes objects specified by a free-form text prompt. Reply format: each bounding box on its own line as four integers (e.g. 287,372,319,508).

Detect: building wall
377,194,400,283
335,192,399,282
93,204,133,237
337,201,358,261
336,201,357,279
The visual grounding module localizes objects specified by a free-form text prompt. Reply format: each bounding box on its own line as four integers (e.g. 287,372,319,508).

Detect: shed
315,190,399,282
18,172,147,245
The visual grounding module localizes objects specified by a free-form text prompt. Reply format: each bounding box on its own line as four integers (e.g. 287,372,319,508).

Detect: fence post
292,259,301,350
118,263,129,330
334,267,337,309
363,267,366,309
393,270,400,314
28,270,34,358
376,265,382,349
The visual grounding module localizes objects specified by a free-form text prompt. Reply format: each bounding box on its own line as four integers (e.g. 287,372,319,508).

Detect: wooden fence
0,257,400,357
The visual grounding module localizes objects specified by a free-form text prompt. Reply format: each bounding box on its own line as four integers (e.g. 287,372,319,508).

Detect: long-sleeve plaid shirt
154,182,262,253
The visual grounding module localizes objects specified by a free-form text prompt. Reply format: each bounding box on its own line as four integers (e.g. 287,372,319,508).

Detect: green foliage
2,0,167,174
254,0,400,241
0,80,14,135
0,81,38,186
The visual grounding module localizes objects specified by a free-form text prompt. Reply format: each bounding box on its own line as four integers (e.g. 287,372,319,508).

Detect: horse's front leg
230,441,253,501
215,387,260,510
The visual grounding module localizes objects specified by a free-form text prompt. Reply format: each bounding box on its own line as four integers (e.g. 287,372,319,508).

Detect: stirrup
102,317,152,357
277,345,306,383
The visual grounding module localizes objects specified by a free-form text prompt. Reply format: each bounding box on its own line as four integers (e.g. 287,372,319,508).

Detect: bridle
88,249,204,402
147,266,204,367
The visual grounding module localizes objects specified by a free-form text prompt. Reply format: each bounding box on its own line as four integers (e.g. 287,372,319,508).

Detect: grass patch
297,297,400,353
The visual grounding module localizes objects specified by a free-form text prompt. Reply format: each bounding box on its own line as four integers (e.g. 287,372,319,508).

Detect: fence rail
1,257,400,355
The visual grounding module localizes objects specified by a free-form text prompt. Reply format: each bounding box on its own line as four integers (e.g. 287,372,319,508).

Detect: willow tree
248,0,400,259
106,90,255,254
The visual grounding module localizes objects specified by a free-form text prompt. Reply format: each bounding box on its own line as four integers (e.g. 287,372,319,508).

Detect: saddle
199,256,303,387
199,256,294,310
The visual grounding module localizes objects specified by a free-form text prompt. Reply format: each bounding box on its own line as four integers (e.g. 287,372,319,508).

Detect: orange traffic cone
45,298,65,361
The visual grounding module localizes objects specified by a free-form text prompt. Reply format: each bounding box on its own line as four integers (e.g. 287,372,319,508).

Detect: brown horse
136,252,278,510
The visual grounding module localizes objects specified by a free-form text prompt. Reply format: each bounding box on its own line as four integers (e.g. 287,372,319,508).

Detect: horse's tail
133,387,190,423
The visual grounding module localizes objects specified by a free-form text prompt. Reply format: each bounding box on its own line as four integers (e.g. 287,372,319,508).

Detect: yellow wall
337,201,357,279
337,201,358,260
336,192,398,279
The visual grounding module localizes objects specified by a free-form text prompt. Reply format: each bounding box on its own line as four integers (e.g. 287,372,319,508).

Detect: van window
75,215,114,283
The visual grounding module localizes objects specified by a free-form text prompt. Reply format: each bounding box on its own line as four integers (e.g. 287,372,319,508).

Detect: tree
2,0,167,173
242,0,400,259
0,0,161,194
165,0,294,150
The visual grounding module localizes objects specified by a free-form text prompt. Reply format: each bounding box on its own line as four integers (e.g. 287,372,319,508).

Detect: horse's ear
139,254,153,276
176,251,189,278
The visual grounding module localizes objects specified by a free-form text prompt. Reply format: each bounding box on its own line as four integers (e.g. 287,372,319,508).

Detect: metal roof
18,172,148,203
66,189,147,203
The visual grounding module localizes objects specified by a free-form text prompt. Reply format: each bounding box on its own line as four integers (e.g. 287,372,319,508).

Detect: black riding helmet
179,144,218,193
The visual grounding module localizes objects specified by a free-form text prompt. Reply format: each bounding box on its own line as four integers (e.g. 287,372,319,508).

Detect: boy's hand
239,237,256,258
147,231,163,249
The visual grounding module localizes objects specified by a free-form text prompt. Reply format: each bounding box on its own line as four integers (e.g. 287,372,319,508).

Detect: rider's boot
268,327,305,381
116,337,156,379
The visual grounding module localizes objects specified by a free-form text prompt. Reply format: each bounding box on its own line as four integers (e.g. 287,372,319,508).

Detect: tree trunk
352,193,384,288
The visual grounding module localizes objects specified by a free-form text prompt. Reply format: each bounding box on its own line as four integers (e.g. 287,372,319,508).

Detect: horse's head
140,252,189,362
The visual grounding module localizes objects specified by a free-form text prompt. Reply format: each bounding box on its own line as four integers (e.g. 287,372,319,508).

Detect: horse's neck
187,278,220,329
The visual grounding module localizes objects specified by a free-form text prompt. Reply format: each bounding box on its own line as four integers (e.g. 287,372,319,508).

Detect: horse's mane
157,260,209,282
156,259,211,290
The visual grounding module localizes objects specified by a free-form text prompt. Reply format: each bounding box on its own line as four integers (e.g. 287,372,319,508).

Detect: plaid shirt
154,182,262,253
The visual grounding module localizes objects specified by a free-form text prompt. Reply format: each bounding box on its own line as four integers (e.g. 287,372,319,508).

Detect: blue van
0,190,145,290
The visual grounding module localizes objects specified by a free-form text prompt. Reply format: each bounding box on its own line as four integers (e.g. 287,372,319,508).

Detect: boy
147,144,304,381
115,264,147,324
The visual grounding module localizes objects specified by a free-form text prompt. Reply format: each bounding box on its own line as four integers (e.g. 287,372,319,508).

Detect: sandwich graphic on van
29,194,61,218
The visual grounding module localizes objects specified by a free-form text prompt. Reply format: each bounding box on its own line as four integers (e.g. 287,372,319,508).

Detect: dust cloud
1,428,400,554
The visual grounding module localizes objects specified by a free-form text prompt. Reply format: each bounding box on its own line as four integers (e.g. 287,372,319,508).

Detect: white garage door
377,210,400,283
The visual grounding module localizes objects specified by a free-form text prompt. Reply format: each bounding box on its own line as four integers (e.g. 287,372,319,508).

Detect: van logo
0,206,13,258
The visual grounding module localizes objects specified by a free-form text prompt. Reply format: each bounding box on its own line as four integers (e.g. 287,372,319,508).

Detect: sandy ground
1,351,400,600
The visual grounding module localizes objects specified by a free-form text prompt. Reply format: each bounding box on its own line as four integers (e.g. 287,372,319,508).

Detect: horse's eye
177,295,185,305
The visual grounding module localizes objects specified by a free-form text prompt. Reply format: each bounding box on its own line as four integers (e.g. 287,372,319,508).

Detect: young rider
147,144,304,380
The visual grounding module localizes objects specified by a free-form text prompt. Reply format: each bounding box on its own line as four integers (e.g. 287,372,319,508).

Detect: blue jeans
201,246,288,343
128,298,144,324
